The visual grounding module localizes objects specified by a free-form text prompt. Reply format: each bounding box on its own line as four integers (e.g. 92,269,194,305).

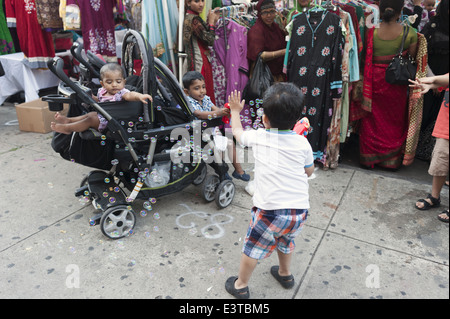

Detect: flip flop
437,209,449,223
225,276,250,299
270,266,295,289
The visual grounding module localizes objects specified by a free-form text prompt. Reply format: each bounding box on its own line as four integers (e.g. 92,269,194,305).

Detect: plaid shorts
242,207,308,260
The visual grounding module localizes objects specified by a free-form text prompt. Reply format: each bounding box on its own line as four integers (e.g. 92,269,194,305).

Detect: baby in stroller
51,63,152,135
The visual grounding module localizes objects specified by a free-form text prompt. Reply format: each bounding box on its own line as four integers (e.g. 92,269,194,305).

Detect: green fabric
0,0,15,55
373,25,417,56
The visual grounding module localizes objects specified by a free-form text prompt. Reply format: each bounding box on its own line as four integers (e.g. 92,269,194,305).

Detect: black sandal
270,266,295,289
415,194,441,211
225,276,250,299
437,209,449,223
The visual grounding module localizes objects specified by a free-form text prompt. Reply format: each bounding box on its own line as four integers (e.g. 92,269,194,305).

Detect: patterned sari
359,27,419,169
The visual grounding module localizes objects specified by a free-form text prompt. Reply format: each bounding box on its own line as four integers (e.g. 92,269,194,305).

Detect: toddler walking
51,63,152,135
225,83,314,299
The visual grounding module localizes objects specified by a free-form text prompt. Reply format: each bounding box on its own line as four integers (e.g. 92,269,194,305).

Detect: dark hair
435,0,449,34
262,82,304,130
182,71,205,89
379,0,404,22
99,63,125,80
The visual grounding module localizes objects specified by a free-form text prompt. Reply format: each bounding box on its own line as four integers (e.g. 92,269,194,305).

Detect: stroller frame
44,30,235,239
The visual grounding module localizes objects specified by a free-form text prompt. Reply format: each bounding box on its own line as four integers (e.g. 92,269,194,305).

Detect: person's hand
220,107,230,117
409,78,432,94
413,0,423,6
140,94,153,104
208,8,221,26
228,90,245,114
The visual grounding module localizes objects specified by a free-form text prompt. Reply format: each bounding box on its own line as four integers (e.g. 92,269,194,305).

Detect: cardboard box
15,98,69,133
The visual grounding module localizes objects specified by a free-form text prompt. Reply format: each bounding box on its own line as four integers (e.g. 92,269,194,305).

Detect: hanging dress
35,0,63,30
66,0,118,60
213,18,251,129
0,0,15,55
5,0,55,68
142,0,165,59
286,9,344,164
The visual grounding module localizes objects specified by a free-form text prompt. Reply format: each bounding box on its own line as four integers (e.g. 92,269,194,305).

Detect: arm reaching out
228,90,245,144
123,91,153,104
409,74,449,94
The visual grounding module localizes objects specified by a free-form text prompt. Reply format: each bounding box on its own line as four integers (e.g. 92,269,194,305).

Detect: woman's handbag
243,52,274,103
385,26,417,85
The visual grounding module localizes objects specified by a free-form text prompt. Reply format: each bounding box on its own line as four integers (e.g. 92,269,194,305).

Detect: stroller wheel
192,165,207,186
202,175,220,202
100,205,136,239
215,180,235,209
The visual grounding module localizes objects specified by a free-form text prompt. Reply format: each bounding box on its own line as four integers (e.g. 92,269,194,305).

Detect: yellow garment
403,33,428,166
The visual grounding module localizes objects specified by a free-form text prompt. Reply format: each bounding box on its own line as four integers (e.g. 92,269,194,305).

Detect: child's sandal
415,194,440,211
225,276,250,299
270,266,295,289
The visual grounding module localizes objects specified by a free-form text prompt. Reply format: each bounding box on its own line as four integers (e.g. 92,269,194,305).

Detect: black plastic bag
243,53,274,103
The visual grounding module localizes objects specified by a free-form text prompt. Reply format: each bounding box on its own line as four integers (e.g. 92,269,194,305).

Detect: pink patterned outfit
96,87,130,131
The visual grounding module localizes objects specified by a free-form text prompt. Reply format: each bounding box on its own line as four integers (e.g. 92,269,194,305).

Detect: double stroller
43,30,235,239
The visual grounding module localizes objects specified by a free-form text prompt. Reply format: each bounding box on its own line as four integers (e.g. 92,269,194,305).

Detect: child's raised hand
228,90,245,113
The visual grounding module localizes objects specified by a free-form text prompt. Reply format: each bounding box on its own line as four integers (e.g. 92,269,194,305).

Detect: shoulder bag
385,26,417,85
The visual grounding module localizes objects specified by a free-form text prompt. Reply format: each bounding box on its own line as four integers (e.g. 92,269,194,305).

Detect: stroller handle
47,57,95,106
70,42,101,79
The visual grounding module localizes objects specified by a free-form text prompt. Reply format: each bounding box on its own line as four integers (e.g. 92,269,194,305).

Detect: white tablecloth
0,52,61,105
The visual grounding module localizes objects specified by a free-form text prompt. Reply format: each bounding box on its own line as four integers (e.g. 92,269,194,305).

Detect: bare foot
51,122,72,135
54,112,70,124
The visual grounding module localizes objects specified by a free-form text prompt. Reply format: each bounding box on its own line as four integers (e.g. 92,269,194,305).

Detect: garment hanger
310,0,325,12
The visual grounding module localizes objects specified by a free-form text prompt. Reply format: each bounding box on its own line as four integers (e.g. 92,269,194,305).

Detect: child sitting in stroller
183,71,250,182
51,63,153,135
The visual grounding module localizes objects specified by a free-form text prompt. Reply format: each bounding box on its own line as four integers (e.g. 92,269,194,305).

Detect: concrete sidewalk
0,103,448,299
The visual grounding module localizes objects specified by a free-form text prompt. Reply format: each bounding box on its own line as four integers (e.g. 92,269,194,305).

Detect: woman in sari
359,0,418,169
247,0,287,83
183,0,220,104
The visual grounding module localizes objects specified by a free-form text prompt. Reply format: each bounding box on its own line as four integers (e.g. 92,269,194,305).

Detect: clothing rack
177,0,257,84
218,2,258,52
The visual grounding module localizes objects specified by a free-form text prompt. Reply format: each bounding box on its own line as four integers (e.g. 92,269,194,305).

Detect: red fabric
359,63,409,168
197,39,216,105
433,88,449,139
349,28,374,122
247,0,286,77
5,0,55,66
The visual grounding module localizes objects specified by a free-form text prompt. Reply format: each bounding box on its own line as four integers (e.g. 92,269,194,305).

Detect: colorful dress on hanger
66,0,118,60
5,0,55,68
183,9,216,104
0,0,15,55
35,0,63,30
142,0,165,59
286,9,344,164
213,18,251,129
